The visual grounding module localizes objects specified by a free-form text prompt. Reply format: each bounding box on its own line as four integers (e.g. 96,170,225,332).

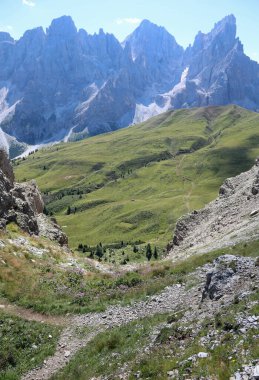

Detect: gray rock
197,352,209,358
254,365,259,379
0,148,68,245
169,160,259,258
1,15,259,151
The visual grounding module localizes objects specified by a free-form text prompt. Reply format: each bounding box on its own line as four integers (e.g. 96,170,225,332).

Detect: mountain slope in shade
1,15,259,149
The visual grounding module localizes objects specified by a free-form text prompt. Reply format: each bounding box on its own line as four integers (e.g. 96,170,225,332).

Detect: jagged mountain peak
137,19,165,31
213,14,236,31
0,32,14,43
125,18,179,45
1,14,259,150
124,18,183,65
210,13,236,43
192,14,237,54
47,15,77,38
20,26,45,44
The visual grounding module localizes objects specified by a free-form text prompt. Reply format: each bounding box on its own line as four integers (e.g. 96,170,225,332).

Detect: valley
14,105,259,254
0,4,259,379
0,106,258,379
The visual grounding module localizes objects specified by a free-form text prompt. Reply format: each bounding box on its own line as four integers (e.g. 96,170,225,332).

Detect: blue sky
0,0,258,62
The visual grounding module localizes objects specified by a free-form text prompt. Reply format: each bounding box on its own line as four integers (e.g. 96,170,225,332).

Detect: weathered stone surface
1,15,259,150
0,149,14,184
169,158,259,259
37,214,68,246
0,148,67,244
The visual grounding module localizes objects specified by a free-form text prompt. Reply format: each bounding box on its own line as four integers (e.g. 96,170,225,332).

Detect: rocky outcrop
0,149,14,184
1,15,259,152
169,158,259,259
201,255,239,301
0,149,67,245
37,214,68,246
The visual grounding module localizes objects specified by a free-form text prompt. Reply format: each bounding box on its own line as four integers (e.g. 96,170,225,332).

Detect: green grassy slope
14,105,259,249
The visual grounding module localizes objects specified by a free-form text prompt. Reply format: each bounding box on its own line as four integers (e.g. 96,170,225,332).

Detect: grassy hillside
14,105,259,250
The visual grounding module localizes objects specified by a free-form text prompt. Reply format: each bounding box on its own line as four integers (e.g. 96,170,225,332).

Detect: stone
254,365,259,379
167,369,179,378
197,352,209,358
169,163,259,258
0,148,68,245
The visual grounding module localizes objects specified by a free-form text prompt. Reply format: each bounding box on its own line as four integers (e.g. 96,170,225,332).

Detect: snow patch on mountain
168,67,189,96
133,68,190,124
75,83,100,117
133,99,171,124
0,87,21,125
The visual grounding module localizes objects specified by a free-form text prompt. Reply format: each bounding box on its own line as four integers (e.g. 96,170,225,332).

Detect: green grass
52,292,259,380
1,225,258,316
14,105,259,250
51,313,169,380
0,312,61,380
129,293,259,380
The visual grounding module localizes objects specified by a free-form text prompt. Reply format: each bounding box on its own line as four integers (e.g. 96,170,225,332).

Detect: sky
0,0,258,62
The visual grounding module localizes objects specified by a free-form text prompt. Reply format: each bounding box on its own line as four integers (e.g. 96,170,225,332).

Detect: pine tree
146,243,152,261
133,244,138,253
96,244,103,259
66,206,71,215
154,246,158,260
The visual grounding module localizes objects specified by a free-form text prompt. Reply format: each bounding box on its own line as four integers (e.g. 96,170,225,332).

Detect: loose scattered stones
169,159,259,259
231,362,259,380
21,255,259,380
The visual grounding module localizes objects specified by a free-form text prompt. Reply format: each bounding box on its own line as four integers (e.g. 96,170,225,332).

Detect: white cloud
22,0,36,7
116,18,142,26
0,25,13,32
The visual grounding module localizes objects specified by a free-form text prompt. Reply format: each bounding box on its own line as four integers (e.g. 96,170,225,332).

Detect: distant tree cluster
78,242,106,260
77,240,159,263
145,244,158,261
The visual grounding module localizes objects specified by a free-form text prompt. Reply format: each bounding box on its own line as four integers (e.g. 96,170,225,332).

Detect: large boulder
0,148,67,245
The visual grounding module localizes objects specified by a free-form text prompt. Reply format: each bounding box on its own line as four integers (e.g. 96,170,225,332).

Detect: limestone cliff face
169,158,259,259
1,15,259,150
0,149,67,245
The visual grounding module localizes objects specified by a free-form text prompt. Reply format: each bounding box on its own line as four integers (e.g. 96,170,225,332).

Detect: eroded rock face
201,255,238,301
169,158,259,259
0,149,14,185
11,181,44,214
0,149,67,245
37,214,68,246
1,15,259,148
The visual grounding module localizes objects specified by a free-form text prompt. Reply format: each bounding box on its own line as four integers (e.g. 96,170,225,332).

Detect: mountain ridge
1,14,259,154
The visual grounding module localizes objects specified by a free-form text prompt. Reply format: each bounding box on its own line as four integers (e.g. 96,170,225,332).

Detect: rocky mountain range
0,14,259,154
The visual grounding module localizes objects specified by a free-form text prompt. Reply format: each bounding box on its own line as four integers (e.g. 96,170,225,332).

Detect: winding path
20,256,258,380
